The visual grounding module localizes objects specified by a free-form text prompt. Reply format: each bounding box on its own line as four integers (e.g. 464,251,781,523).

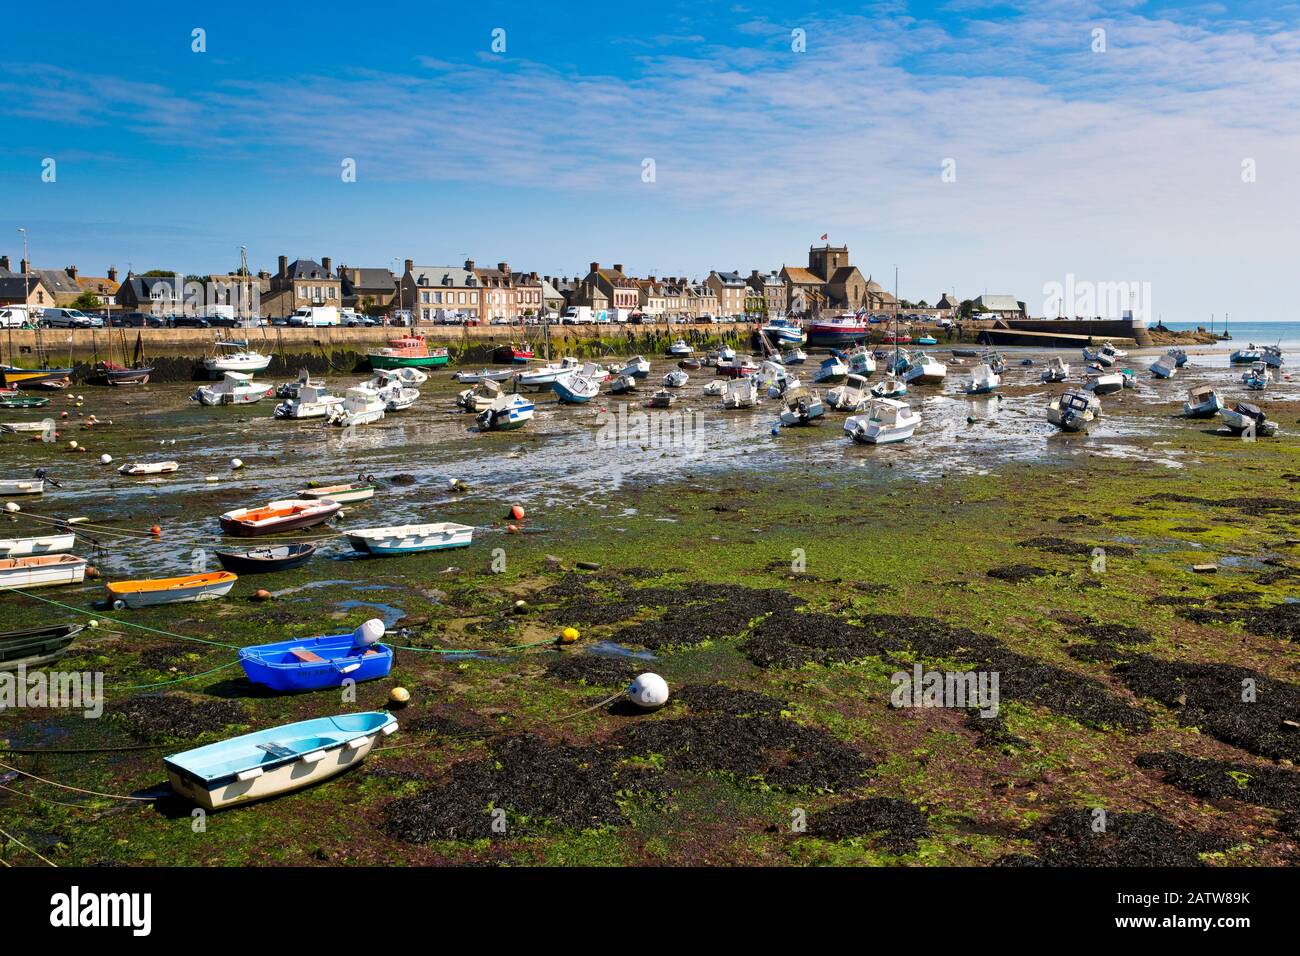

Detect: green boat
0,395,50,409
367,333,449,369
0,623,84,670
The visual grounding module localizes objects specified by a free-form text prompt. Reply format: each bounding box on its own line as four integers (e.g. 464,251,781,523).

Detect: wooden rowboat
297,483,375,504
105,571,237,609
219,499,340,537
164,712,397,810
118,461,179,476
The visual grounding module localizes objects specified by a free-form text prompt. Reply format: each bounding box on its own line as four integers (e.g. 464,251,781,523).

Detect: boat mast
893,265,899,374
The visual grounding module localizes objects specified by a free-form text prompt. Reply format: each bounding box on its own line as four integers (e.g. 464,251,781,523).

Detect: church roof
782,266,822,284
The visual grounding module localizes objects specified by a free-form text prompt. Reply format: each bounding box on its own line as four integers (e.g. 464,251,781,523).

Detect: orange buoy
253,588,271,601
149,524,162,536
509,505,525,521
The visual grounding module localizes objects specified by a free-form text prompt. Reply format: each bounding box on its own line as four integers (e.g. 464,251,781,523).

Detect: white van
287,306,340,327
0,306,33,328
42,308,103,328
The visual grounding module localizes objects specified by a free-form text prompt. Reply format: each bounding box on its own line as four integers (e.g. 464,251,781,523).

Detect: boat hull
107,572,237,608
164,713,397,810
215,544,317,574
806,323,869,348
367,353,448,369
239,634,393,692
220,510,337,536
0,555,86,588
0,533,75,558
0,624,83,671
347,523,474,555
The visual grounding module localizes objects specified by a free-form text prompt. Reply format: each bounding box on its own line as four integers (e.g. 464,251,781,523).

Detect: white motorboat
457,379,502,413
826,374,871,411
327,387,386,427
118,461,179,476
515,357,581,390
703,379,725,396
1260,345,1284,369
781,347,808,365
0,532,75,558
552,374,601,403
1099,341,1126,363
1242,362,1271,390
761,318,806,348
1041,357,1069,383
668,339,693,357
203,341,272,378
902,352,946,386
720,376,760,409
843,346,876,376
609,372,639,395
965,363,1001,395
844,398,920,445
274,382,343,419
1150,354,1178,379
1167,348,1188,368
1047,389,1100,432
0,477,45,495
477,393,535,431
346,522,475,555
979,349,1007,375
813,356,849,385
649,389,675,408
1085,372,1124,395
192,371,270,406
276,368,323,399
0,554,87,589
1183,385,1222,418
870,375,908,399
1220,401,1277,436
453,368,517,385
778,386,824,426
1082,346,1114,368
364,371,419,412
662,369,689,388
622,355,651,378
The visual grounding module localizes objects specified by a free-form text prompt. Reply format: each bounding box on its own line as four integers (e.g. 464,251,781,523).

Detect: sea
1162,320,1300,350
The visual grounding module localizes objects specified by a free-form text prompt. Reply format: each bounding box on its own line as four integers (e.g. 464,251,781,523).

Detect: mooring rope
0,823,57,866
12,510,342,545
0,760,153,802
0,586,239,648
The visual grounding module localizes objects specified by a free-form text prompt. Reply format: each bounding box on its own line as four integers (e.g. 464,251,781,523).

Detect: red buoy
509,505,525,521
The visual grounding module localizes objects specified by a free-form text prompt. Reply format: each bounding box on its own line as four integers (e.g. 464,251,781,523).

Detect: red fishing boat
493,344,535,364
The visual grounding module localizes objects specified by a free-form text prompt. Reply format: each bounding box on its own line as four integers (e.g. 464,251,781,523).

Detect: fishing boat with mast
89,329,153,385
807,311,870,349
1,324,73,389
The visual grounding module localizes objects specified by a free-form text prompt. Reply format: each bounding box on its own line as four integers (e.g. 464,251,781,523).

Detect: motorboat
327,387,386,427
1047,389,1100,432
844,346,876,376
1150,354,1178,379
720,376,761,409
778,386,824,426
1041,357,1069,383
806,313,869,348
552,374,600,403
870,375,908,399
902,352,946,386
1167,348,1188,368
1183,385,1222,418
608,372,638,395
1242,362,1271,390
274,382,344,419
456,378,502,413
661,369,689,388
965,363,1001,395
668,339,693,357
192,371,270,406
825,374,871,411
844,398,920,444
1220,401,1277,436
622,355,652,378
477,393,535,431
1085,372,1124,395
812,356,849,385
367,333,448,369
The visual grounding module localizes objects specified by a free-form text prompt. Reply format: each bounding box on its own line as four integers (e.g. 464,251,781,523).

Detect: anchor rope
0,760,154,802
0,586,240,648
0,823,57,866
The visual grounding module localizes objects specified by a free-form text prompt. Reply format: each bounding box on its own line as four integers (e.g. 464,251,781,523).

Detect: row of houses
0,245,1026,322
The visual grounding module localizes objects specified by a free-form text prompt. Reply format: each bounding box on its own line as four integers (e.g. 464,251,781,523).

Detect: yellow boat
106,571,237,609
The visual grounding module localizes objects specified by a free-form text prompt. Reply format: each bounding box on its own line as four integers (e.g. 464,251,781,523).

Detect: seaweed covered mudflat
1,359,1299,867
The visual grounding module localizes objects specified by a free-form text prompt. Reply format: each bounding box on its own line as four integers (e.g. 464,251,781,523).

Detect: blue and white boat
870,375,908,398
1150,354,1178,379
813,356,848,385
844,346,876,376
1167,348,1188,368
622,355,651,378
916,335,938,346
551,373,600,403
964,363,1000,395
477,393,534,431
164,712,397,809
781,347,807,365
239,619,393,693
761,317,806,348
1242,361,1271,390
1261,344,1284,368
1183,385,1222,418
1230,345,1262,365
346,522,474,555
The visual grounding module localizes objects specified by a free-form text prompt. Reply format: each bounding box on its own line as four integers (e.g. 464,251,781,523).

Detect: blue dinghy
239,619,393,692
164,711,397,809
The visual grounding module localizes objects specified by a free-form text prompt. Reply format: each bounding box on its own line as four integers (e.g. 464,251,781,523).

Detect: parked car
42,308,103,328
117,312,168,328
169,314,211,328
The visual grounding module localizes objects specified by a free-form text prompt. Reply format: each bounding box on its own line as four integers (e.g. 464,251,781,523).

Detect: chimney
107,266,117,282
464,259,475,271
321,256,332,275
66,265,78,279
497,261,510,275
278,255,288,278
0,255,8,271
403,259,413,275
648,275,656,283
589,261,599,273
258,270,270,280
613,264,623,274
20,258,29,274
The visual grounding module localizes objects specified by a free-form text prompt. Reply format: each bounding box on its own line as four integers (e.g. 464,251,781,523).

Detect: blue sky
2,0,1298,319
